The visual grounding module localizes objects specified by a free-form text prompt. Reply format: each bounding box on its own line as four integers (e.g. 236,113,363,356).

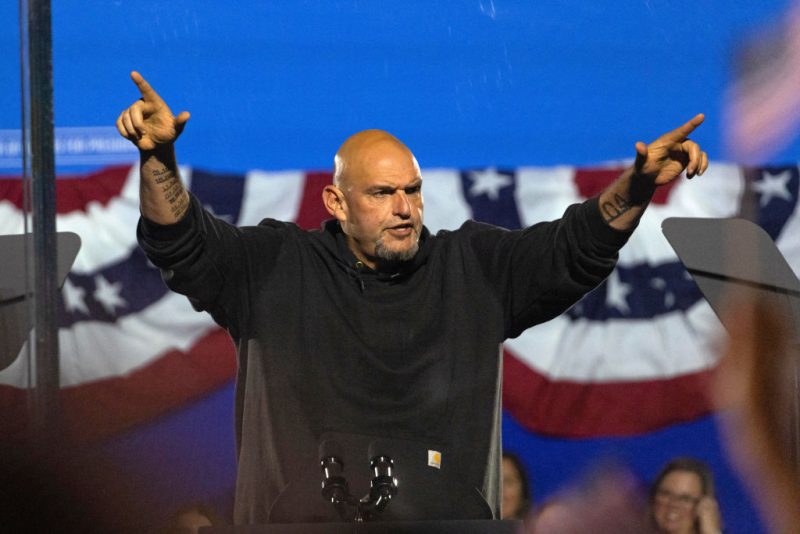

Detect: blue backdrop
3,1,800,172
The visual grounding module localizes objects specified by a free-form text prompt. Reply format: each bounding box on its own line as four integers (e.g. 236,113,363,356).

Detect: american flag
724,0,800,163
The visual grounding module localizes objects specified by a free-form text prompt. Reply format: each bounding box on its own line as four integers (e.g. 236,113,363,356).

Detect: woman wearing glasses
650,458,723,534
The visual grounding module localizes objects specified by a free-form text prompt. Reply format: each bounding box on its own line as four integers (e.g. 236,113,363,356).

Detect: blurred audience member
502,451,532,520
528,464,649,533
0,445,154,533
713,296,800,534
158,502,222,533
650,457,722,534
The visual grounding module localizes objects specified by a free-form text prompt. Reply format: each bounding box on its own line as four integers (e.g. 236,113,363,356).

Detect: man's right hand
116,71,190,152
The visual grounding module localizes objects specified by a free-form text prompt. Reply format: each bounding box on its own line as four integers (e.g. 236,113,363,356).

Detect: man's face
336,142,424,268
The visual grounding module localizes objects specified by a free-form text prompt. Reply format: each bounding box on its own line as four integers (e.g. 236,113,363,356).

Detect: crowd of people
152,452,729,533
500,454,723,534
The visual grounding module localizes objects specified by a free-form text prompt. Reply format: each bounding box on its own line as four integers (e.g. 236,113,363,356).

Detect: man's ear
323,185,347,222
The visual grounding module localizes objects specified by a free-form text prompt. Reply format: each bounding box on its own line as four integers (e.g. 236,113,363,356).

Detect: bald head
333,129,420,189
323,129,424,270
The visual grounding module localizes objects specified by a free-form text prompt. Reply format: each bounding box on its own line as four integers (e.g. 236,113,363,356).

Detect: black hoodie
137,192,630,525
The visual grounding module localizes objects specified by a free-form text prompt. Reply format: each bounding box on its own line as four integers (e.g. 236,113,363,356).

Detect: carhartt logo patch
428,450,441,469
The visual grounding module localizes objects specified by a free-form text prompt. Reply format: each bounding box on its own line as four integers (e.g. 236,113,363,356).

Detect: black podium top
200,519,522,534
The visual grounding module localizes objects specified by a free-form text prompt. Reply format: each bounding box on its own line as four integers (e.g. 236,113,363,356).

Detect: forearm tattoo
601,193,631,223
150,166,189,218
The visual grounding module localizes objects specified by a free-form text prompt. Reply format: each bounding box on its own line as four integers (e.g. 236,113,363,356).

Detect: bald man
119,72,707,525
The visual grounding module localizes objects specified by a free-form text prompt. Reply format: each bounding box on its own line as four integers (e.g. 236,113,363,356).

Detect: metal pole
25,0,61,445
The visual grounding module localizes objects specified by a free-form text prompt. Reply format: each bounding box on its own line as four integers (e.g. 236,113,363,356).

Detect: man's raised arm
599,113,709,231
116,71,191,225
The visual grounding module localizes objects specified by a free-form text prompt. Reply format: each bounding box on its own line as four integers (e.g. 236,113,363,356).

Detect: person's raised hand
696,496,722,534
115,71,190,152
633,114,708,186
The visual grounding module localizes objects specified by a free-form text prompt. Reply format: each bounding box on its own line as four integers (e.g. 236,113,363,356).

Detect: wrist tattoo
169,193,189,218
602,193,632,222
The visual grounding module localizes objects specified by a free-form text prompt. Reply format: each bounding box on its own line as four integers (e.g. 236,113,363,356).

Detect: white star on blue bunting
605,270,633,315
753,170,793,207
93,274,128,316
467,168,513,200
62,278,89,315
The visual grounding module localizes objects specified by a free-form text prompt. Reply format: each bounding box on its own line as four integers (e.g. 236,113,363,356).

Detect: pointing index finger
130,70,161,102
661,113,705,143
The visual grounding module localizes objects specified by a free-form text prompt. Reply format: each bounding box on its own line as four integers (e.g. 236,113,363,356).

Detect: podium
200,519,522,533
